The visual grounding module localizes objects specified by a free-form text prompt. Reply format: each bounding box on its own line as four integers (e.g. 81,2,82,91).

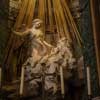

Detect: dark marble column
0,0,9,69
79,0,100,99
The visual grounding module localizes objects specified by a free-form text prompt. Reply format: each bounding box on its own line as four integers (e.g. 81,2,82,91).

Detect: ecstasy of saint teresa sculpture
13,18,76,97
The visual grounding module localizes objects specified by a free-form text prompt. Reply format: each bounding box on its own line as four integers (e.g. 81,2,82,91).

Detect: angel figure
12,18,54,95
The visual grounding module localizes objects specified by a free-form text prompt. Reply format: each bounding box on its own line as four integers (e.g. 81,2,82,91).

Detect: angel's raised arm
12,28,30,36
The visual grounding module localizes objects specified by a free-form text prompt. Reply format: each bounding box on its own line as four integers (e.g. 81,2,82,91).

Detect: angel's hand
12,28,30,36
12,28,20,34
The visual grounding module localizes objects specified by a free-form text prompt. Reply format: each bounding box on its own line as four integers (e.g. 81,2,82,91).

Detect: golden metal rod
14,0,29,29
57,0,70,39
27,0,36,27
48,0,53,26
53,0,65,38
62,0,82,47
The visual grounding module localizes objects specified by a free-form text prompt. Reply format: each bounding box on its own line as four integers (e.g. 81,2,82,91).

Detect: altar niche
1,0,85,100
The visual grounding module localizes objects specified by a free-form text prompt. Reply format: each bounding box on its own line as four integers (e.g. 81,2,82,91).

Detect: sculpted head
32,19,43,29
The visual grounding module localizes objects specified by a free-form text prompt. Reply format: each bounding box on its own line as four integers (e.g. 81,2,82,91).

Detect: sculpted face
32,19,43,29
33,22,42,29
30,19,44,38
